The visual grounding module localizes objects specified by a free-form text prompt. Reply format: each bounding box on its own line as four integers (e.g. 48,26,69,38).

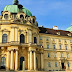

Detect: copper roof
39,27,72,37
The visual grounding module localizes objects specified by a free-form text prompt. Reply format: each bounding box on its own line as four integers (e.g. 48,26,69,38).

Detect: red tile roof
39,27,72,37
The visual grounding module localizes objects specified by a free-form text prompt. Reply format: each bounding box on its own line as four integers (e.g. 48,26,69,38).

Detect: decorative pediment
1,29,10,32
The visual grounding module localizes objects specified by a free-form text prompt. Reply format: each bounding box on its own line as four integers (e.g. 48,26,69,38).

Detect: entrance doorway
61,63,64,69
20,57,25,70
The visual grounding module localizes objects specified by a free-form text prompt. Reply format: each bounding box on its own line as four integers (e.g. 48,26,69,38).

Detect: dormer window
57,32,60,35
20,15,24,19
67,33,71,36
4,14,8,19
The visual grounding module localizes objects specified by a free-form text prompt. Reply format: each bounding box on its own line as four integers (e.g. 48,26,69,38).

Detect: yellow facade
0,0,72,72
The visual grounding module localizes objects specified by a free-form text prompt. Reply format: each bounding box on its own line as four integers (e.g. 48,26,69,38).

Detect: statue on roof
13,0,19,5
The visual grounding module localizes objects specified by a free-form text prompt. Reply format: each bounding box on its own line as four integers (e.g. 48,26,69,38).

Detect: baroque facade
0,0,72,71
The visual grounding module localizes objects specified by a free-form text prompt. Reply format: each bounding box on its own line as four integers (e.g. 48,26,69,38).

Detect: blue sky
0,0,72,30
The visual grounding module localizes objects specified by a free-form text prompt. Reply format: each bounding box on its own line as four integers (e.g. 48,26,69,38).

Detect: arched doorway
1,57,6,69
20,57,25,70
20,34,25,43
36,57,38,69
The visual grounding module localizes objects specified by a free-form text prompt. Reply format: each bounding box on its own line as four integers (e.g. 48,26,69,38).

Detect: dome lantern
13,0,19,5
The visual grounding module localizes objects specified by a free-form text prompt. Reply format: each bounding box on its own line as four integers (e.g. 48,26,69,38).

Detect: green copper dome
3,0,32,16
66,23,72,32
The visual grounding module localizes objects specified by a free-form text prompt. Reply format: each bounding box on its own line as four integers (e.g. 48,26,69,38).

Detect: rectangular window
53,45,55,49
34,37,37,43
47,45,49,49
67,54,69,58
55,62,57,67
59,39,61,42
61,53,63,57
46,37,49,41
53,38,55,41
48,53,50,57
48,62,51,67
60,45,61,50
65,46,67,50
65,40,66,42
40,37,42,40
54,53,57,57
68,62,70,67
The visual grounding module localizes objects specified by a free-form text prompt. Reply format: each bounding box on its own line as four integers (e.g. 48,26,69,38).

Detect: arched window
34,37,37,44
20,15,24,19
20,34,25,43
1,57,6,69
20,57,25,70
4,14,8,19
33,18,35,23
2,34,7,43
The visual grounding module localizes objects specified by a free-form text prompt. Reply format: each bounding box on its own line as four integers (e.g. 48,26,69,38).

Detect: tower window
20,15,24,19
33,18,35,23
20,34,25,43
34,37,37,43
4,14,8,19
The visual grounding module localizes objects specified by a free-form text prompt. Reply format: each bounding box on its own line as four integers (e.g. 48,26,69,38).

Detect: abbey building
0,0,72,71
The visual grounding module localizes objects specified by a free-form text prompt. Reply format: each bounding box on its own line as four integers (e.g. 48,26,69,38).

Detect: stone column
27,30,29,43
41,53,44,70
15,27,18,42
34,51,36,70
66,61,68,70
59,61,62,70
6,50,10,70
10,50,14,70
28,51,30,70
15,50,18,70
30,51,33,70
10,27,14,42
